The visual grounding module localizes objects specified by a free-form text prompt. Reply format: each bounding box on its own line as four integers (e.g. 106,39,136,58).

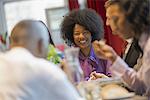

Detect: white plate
103,93,135,100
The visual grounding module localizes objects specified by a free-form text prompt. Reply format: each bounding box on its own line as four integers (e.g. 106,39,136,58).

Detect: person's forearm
122,69,146,95
110,56,146,95
110,56,129,77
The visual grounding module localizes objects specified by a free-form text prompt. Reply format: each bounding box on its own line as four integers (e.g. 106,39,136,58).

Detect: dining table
76,77,148,100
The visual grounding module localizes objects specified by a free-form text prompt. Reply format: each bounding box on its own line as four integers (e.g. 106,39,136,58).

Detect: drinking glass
64,47,84,83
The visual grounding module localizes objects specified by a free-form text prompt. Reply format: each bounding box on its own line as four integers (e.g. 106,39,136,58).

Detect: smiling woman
61,8,111,80
73,24,92,52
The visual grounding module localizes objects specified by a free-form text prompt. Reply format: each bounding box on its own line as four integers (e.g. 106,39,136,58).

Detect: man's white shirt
0,47,82,100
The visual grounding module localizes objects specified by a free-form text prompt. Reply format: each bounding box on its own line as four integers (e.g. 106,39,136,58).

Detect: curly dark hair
61,8,104,46
105,0,150,39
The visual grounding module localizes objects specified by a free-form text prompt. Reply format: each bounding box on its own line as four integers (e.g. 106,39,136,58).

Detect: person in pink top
92,0,150,97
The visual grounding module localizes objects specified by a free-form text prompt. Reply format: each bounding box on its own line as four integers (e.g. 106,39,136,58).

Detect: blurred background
0,0,124,55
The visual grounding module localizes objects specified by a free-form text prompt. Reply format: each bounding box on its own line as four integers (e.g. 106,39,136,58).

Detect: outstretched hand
89,71,109,81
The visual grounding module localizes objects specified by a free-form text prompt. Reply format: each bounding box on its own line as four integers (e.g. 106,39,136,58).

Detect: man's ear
9,37,15,49
37,39,43,55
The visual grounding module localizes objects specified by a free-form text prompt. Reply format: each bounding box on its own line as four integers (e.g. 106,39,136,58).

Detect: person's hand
60,59,84,83
89,71,109,81
60,59,74,83
92,40,118,63
60,59,68,71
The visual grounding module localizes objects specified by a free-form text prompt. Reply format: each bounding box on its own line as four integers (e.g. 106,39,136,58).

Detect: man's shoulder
0,47,67,80
35,58,66,77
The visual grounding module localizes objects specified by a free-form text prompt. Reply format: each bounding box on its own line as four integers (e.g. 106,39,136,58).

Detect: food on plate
100,84,134,99
99,40,106,47
89,71,109,81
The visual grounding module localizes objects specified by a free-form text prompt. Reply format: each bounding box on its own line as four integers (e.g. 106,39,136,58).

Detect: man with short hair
0,20,83,100
10,20,49,58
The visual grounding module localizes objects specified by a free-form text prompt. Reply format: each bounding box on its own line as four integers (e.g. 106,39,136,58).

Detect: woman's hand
92,40,118,63
89,71,109,80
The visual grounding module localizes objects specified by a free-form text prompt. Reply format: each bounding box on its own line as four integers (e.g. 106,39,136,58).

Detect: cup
64,47,84,83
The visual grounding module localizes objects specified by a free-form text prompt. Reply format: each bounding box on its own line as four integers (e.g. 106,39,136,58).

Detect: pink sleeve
110,56,146,95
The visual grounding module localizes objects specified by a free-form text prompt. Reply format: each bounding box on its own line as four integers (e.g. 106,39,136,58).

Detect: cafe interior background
0,0,124,54
0,0,149,99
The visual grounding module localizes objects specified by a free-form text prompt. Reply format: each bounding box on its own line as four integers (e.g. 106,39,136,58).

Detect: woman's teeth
80,40,86,43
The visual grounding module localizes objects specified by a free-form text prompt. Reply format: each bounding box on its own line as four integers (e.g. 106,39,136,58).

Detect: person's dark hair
61,8,104,46
105,0,150,39
38,21,54,46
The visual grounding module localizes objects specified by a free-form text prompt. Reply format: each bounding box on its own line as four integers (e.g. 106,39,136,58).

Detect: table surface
129,96,148,100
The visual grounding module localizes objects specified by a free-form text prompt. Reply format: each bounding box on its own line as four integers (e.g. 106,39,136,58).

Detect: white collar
126,38,133,44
